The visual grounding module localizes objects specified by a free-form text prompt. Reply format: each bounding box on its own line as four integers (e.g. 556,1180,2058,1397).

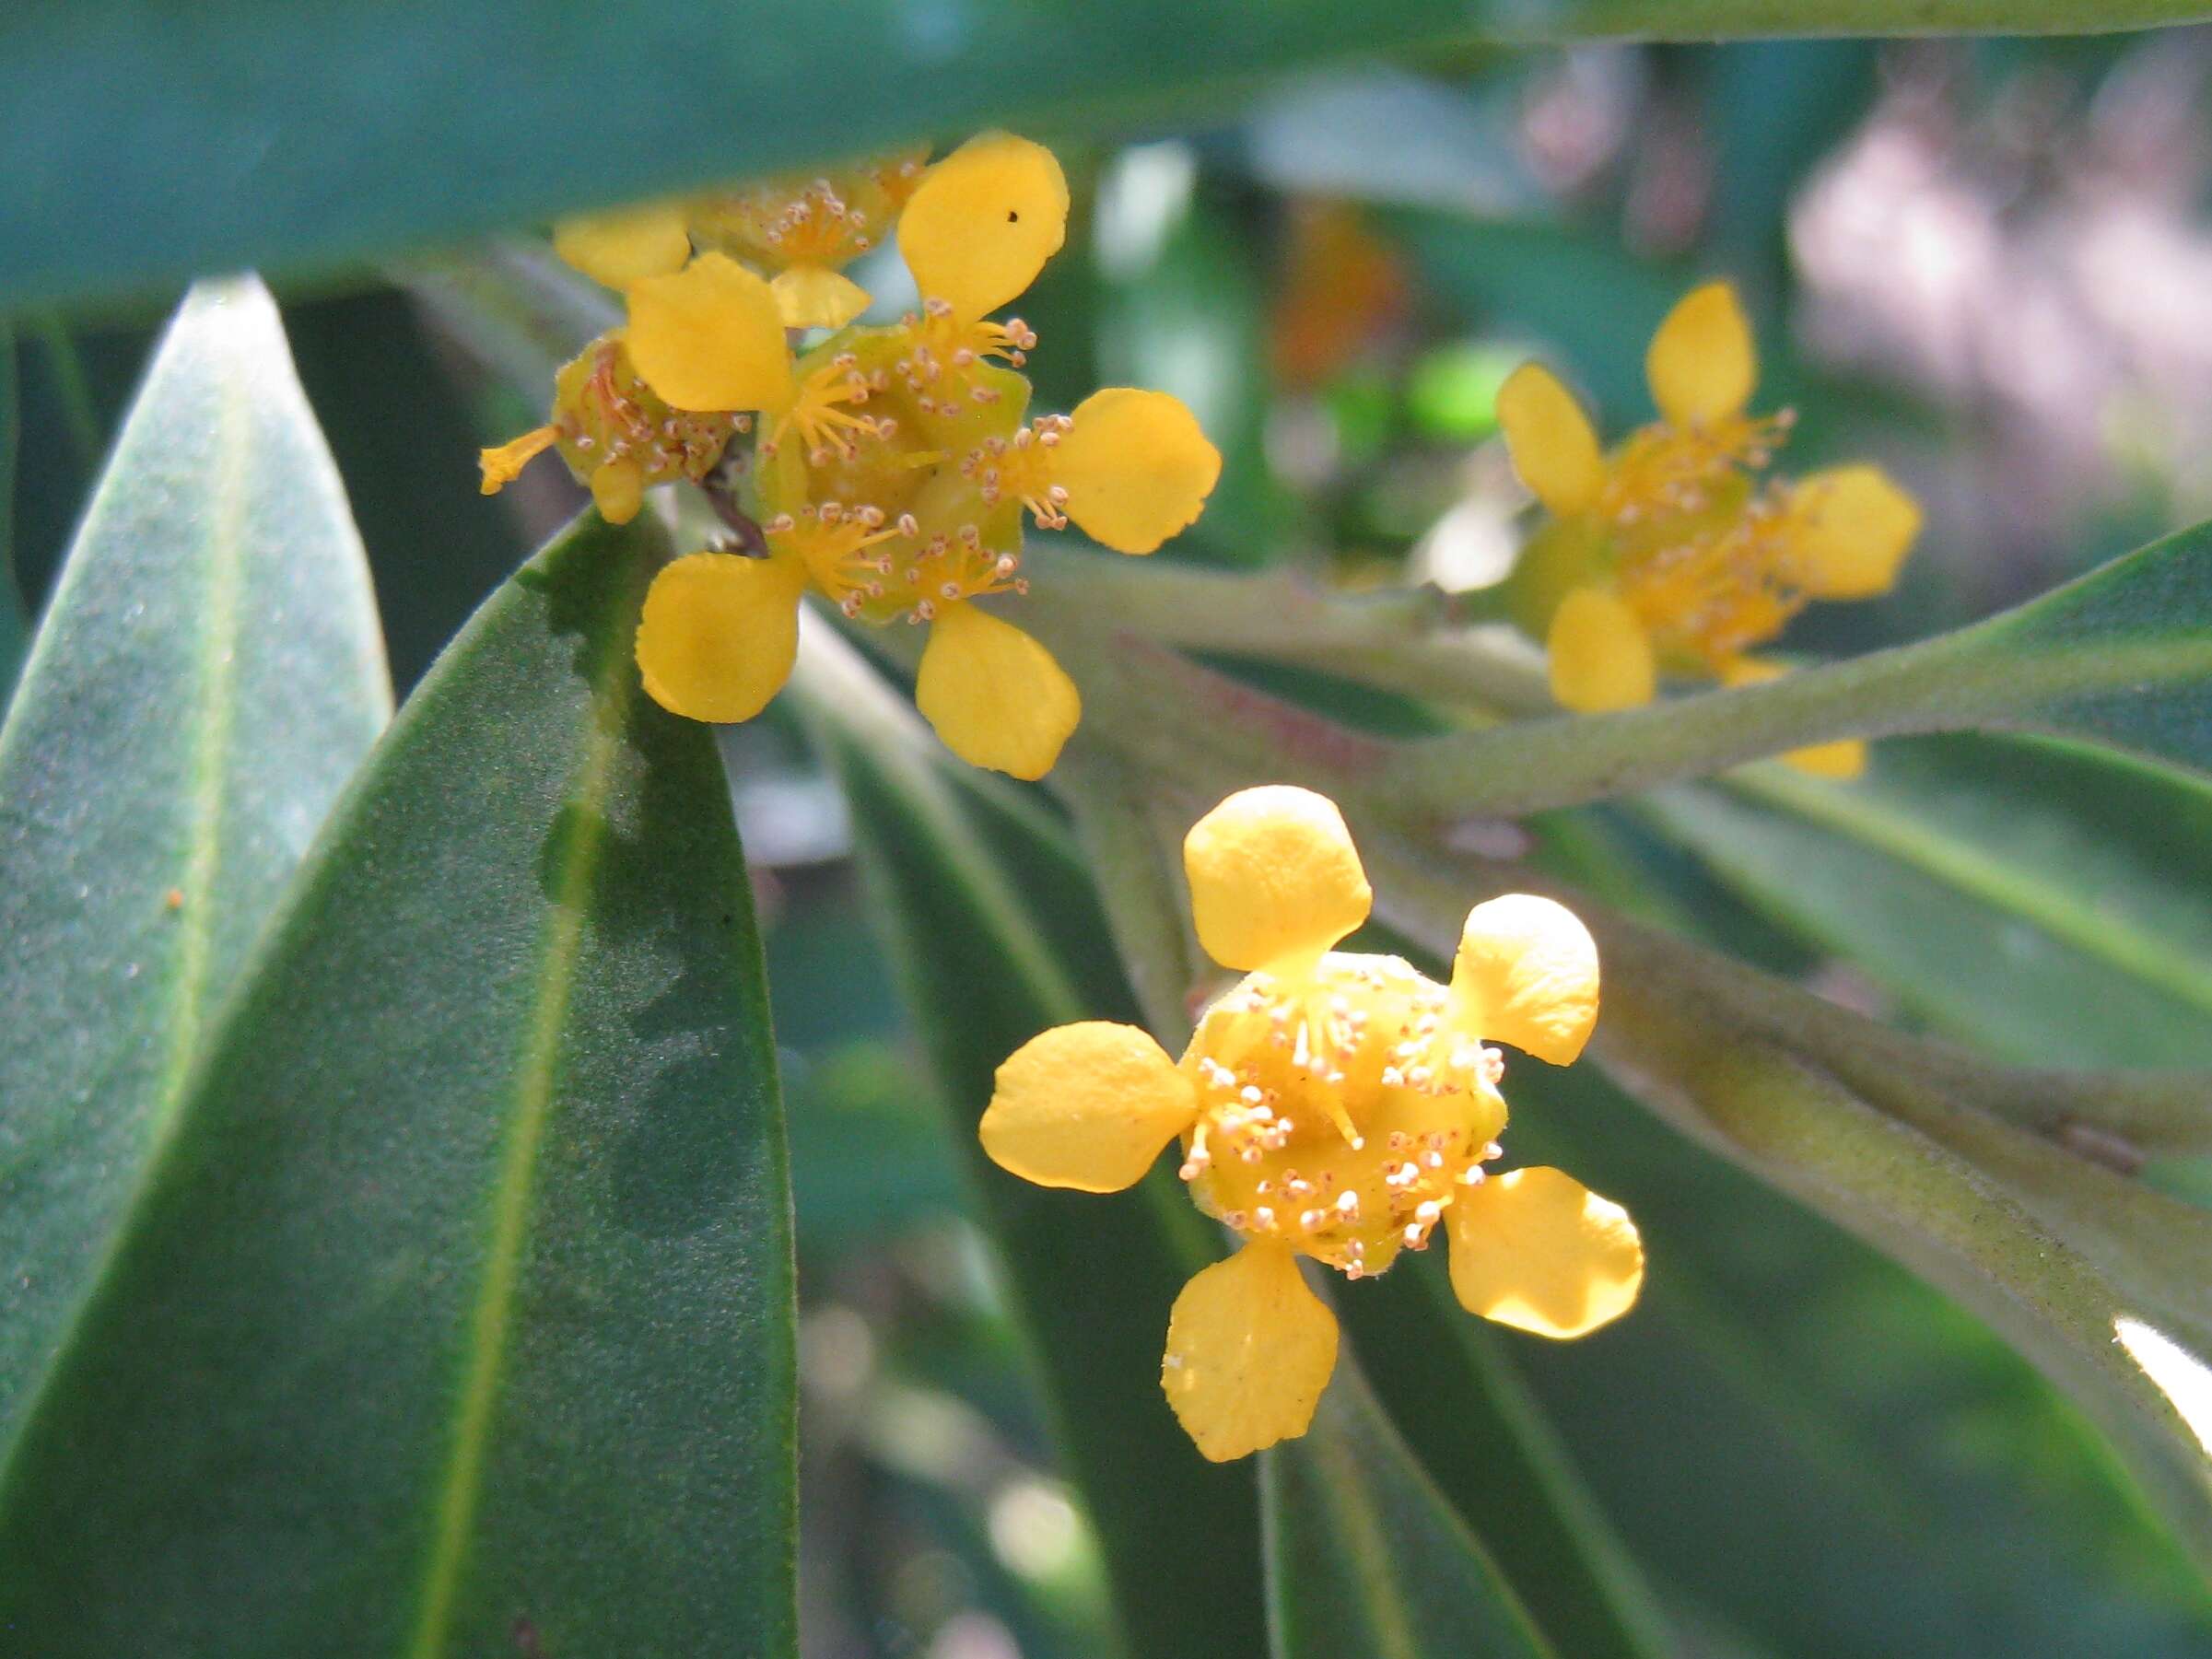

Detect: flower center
1178,954,1507,1279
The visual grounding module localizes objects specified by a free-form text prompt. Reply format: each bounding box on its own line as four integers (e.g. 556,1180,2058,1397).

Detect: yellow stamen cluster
482,132,1222,780
1179,955,1508,1280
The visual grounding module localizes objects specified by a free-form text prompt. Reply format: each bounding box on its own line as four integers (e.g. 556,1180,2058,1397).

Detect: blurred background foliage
11,16,2212,1658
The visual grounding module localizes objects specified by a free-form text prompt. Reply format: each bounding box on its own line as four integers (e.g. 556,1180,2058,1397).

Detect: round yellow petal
1646,281,1755,427
1162,1239,1339,1462
771,265,873,330
1496,363,1602,517
1183,786,1371,974
1787,465,1921,600
915,602,1081,780
1447,1166,1644,1339
1448,894,1599,1066
553,202,692,289
1547,585,1655,711
1049,389,1223,555
634,551,804,724
980,1021,1197,1192
899,132,1070,321
626,252,795,413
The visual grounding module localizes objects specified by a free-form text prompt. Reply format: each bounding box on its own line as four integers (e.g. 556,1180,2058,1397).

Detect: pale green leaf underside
0,278,388,1472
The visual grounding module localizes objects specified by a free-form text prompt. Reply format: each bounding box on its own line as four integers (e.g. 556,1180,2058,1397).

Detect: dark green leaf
8,2,2208,310
1263,1352,1557,1659
0,510,797,1657
0,280,389,1468
790,625,1267,1659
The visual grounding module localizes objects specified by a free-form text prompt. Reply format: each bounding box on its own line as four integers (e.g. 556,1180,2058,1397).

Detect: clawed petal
1448,894,1599,1065
980,1022,1197,1191
634,551,806,723
554,202,693,290
1546,585,1655,712
1162,1239,1339,1462
626,252,796,414
1496,363,1603,517
589,459,644,525
1447,1167,1643,1338
899,132,1070,323
1049,389,1222,554
915,602,1081,780
1183,786,1372,974
1646,281,1755,428
1786,464,1921,600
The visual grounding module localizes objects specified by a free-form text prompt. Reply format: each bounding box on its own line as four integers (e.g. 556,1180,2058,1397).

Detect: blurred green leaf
10,2,2209,310
790,624,1266,1659
0,324,24,699
1340,1263,1678,1659
1638,735,2212,1069
1385,519,2212,817
1263,1353,1557,1659
1365,834,2212,1569
0,279,389,1470
0,510,798,1656
1500,1058,2212,1659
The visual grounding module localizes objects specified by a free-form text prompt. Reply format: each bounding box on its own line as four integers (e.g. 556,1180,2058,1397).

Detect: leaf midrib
404,646,625,1658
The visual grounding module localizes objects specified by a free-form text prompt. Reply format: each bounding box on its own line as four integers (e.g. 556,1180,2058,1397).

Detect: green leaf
9,4,2209,310
0,323,26,700
0,510,797,1656
1340,1263,1678,1659
1263,1351,1557,1659
790,625,1267,1659
1384,519,2212,818
1636,735,2212,1069
1363,833,2212,1562
0,279,389,1467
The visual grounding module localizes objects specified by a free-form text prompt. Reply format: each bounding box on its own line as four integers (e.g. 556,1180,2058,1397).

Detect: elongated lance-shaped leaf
0,279,389,1470
1382,520,2212,819
789,619,1267,1659
1637,735,2212,1070
8,1,2211,311
0,510,798,1658
1263,1351,1558,1659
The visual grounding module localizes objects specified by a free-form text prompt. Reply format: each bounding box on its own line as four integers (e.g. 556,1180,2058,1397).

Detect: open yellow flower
1497,281,1921,778
489,134,1220,778
978,786,1642,1461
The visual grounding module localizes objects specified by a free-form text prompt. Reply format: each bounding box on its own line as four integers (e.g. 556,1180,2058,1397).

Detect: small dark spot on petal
1007,210,1020,223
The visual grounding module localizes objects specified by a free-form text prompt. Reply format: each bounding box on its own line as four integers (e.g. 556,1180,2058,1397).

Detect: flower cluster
482,134,1223,779
978,786,1642,1461
1498,282,1921,777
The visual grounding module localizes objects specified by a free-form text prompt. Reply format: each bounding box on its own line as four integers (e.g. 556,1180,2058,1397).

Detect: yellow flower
477,331,748,524
687,149,930,329
977,787,1643,1461
1497,281,1921,778
616,132,1220,778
